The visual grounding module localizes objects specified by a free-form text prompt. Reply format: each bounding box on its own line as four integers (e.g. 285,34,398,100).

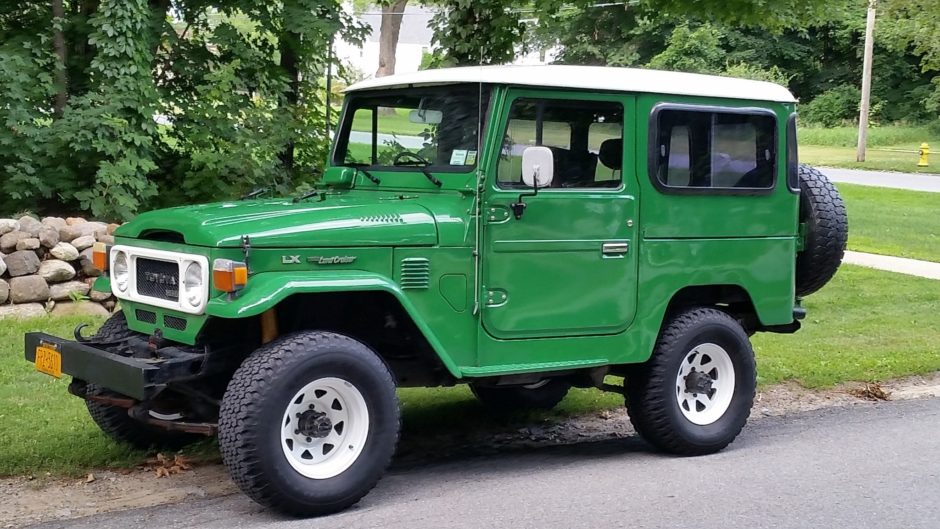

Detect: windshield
333,85,490,174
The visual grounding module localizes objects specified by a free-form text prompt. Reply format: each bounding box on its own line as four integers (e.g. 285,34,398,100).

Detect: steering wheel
393,151,432,166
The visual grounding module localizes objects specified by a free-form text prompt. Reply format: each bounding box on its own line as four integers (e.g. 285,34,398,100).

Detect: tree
880,0,940,114
429,0,525,66
647,24,725,74
0,0,368,219
376,0,409,77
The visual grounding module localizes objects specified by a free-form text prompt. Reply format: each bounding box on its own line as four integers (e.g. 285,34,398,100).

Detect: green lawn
798,125,935,147
798,125,939,174
754,265,940,387
838,182,940,262
801,145,938,174
2,265,938,476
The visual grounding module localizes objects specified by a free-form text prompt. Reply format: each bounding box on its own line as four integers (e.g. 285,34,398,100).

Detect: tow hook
73,323,93,343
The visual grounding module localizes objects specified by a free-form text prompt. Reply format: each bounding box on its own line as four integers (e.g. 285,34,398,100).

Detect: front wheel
625,308,756,455
218,331,400,516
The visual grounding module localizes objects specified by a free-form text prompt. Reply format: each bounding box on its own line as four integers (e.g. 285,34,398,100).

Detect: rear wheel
84,313,201,449
218,331,400,516
626,308,756,455
470,379,571,412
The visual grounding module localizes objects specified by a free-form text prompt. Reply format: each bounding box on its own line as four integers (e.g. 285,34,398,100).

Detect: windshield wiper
418,167,441,187
358,166,380,185
292,188,325,203
240,187,267,200
341,163,380,185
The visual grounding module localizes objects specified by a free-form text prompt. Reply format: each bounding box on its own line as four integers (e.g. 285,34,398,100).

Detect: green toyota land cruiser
25,65,847,516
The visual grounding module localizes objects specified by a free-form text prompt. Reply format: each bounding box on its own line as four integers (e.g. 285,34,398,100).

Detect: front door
482,90,638,339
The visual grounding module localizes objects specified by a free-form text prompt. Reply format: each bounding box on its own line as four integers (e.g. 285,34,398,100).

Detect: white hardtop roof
346,65,797,103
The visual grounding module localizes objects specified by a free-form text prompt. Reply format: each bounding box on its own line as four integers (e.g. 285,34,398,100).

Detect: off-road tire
625,308,756,456
796,164,847,296
218,331,400,517
470,380,571,412
84,313,202,450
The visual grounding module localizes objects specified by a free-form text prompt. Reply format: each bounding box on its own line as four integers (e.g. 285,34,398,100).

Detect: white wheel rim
674,343,736,426
280,377,369,479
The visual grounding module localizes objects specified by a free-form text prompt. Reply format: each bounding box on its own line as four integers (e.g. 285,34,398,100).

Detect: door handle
602,242,630,256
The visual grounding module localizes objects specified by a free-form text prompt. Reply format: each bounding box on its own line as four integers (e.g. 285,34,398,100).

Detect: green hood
116,195,446,248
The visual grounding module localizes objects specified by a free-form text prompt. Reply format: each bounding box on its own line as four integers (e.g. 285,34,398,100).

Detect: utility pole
856,0,877,162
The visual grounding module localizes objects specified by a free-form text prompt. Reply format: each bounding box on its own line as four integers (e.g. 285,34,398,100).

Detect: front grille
135,309,156,324
136,258,179,301
164,315,187,331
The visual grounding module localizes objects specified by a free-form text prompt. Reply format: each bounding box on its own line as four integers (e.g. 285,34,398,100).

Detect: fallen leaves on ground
139,453,194,478
849,382,892,401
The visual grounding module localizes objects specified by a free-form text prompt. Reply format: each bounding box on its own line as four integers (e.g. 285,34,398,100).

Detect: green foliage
647,24,725,74
800,85,862,126
429,0,525,67
798,124,934,147
723,62,793,86
0,1,366,220
521,0,936,127
63,0,161,219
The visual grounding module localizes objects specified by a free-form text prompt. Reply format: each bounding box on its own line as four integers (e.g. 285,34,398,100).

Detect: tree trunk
375,0,408,77
52,0,68,117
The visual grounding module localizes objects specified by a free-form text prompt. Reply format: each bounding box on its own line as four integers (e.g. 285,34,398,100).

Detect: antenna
325,34,335,143
472,40,484,316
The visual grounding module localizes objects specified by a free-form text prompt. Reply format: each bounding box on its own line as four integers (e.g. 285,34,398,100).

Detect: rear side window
651,106,777,193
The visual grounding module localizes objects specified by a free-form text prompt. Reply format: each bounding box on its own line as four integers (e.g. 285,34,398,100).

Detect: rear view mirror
521,146,554,188
408,109,443,125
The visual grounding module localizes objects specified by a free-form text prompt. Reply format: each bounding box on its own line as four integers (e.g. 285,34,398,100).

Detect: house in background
335,3,555,80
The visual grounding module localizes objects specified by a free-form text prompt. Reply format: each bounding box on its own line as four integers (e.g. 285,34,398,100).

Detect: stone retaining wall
0,216,118,320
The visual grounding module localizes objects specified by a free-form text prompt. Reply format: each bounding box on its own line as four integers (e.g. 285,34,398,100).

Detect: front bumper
24,332,204,400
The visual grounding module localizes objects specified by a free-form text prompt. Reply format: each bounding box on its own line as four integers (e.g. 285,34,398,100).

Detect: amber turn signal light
92,242,110,272
213,259,248,293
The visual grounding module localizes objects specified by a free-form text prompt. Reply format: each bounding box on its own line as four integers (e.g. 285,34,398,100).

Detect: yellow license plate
35,344,62,378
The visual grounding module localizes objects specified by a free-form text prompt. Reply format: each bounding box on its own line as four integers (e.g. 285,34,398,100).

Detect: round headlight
112,251,129,292
183,261,204,307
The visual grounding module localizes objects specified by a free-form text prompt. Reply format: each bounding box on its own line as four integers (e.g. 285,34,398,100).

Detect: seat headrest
598,138,623,170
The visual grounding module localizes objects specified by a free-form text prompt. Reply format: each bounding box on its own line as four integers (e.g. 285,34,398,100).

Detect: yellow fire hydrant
918,142,930,167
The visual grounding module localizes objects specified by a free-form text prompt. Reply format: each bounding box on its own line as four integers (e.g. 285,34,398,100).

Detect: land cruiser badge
281,255,356,265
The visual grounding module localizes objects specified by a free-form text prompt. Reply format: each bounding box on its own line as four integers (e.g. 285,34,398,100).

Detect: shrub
800,85,862,127
723,62,793,87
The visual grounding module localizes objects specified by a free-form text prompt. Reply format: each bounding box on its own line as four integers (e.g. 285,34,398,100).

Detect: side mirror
322,166,356,188
521,146,554,188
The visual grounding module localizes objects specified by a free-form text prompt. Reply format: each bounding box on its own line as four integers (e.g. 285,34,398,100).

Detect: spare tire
795,164,848,297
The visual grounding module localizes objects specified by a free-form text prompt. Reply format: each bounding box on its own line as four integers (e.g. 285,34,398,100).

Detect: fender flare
204,270,462,377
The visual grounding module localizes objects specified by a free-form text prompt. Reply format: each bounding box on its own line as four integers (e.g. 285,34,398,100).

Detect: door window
497,98,623,189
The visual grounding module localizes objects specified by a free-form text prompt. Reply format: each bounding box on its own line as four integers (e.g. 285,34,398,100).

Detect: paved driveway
33,397,940,529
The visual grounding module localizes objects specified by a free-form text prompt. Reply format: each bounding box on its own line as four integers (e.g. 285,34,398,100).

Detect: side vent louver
400,258,430,290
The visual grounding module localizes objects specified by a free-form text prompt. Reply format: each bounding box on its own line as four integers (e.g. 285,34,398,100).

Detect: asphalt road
31,397,940,529
823,167,940,193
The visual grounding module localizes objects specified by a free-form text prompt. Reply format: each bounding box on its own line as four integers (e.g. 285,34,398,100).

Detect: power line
352,1,634,16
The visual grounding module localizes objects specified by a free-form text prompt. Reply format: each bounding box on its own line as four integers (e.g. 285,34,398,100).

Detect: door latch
601,242,630,256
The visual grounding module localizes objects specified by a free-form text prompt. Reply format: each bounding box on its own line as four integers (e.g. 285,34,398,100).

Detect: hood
116,196,442,248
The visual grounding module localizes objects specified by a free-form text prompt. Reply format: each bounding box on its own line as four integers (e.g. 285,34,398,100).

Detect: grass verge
2,265,939,476
798,125,935,148
801,145,939,174
838,182,940,263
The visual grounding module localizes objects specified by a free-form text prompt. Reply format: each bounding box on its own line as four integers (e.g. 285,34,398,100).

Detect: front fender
204,271,461,377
